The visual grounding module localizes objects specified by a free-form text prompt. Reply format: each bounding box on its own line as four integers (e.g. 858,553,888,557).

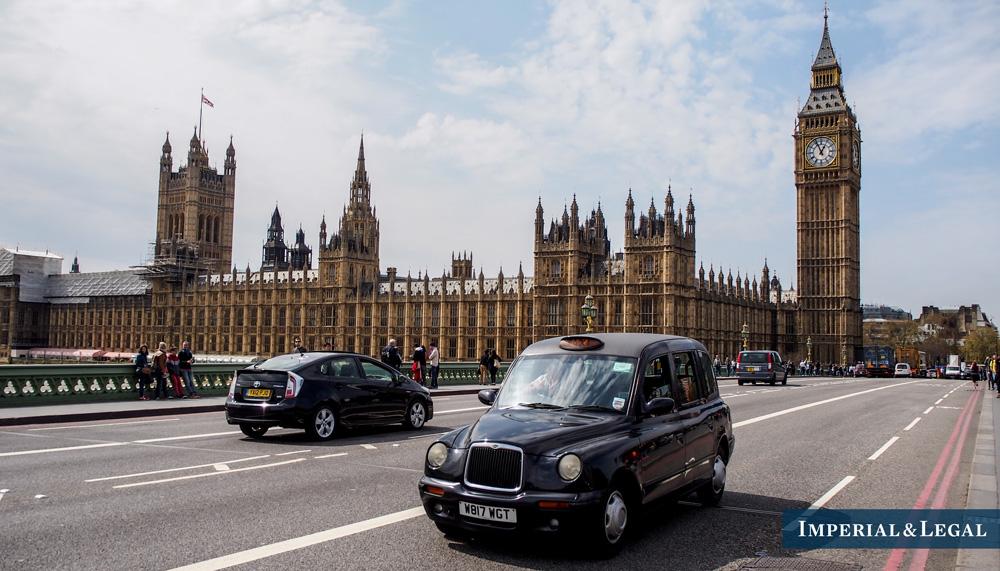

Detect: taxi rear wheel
307,406,337,441
697,450,727,506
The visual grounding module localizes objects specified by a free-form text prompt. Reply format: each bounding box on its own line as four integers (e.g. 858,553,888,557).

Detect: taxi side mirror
478,389,497,406
643,397,675,416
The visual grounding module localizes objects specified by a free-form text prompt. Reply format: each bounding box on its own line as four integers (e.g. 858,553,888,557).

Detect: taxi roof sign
559,336,605,351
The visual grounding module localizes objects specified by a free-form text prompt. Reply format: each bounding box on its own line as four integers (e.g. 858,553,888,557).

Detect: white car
894,363,912,378
944,365,962,379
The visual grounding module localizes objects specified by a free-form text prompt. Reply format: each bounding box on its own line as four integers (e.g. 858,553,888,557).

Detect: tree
917,335,953,366
963,328,999,363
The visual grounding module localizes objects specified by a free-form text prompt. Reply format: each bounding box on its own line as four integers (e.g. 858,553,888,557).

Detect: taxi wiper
518,402,565,409
566,404,618,412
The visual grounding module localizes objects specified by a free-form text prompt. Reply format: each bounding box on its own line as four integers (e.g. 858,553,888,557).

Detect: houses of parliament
0,16,862,365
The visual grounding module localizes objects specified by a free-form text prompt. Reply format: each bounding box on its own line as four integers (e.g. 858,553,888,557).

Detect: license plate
747,367,756,372
459,501,517,523
245,388,271,398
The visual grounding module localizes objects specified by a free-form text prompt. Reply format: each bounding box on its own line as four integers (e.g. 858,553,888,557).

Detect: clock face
805,136,837,167
852,141,860,170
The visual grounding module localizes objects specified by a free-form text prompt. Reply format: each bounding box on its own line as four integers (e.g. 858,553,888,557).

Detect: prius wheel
239,424,268,439
307,406,337,441
737,379,744,386
590,485,630,558
404,400,427,429
781,374,788,385
697,450,727,506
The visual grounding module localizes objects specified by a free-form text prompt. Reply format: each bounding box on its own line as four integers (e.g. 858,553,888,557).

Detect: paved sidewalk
956,388,999,570
0,384,487,426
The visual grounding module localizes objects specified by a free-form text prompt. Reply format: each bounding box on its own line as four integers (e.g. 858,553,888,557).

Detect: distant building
862,305,912,321
917,305,997,341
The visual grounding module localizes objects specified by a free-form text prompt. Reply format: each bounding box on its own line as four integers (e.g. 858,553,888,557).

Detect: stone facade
1,16,858,365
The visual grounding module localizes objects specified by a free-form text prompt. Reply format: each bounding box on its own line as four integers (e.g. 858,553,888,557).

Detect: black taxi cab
418,333,734,556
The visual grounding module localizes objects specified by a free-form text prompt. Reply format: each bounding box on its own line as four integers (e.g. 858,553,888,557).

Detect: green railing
0,361,505,407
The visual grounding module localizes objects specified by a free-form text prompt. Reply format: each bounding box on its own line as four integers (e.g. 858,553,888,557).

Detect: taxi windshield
495,354,636,413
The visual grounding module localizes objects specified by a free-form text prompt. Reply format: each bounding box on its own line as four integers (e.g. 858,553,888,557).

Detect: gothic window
292,308,301,327
277,308,286,327
506,302,516,327
449,306,458,328
413,306,422,328
307,307,317,327
642,255,654,276
447,337,457,360
396,305,405,325
466,337,477,360
614,300,623,327
505,338,515,358
347,306,356,327
640,298,655,326
262,309,272,327
487,305,496,327
198,215,204,241
364,306,372,327
431,306,440,328
467,303,477,327
379,306,388,327
214,217,221,243
547,299,562,326
551,260,561,278
324,306,336,327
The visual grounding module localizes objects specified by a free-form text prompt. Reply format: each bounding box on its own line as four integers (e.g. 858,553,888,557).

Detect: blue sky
0,0,997,319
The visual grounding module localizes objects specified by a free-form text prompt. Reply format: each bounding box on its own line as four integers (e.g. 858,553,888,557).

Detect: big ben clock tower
795,9,862,365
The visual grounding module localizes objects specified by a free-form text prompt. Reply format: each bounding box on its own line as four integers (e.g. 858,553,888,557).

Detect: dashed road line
868,437,900,461
923,406,934,415
133,431,242,443
934,399,943,405
85,455,272,482
168,506,425,570
314,452,348,459
436,406,489,415
275,449,312,456
0,442,128,457
0,488,8,506
904,417,921,431
360,444,377,450
29,418,181,431
113,458,306,489
733,380,920,428
808,475,855,511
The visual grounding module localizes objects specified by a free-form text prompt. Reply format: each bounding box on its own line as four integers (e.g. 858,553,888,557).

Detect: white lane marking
923,406,934,415
169,507,425,571
113,458,305,489
360,444,377,450
275,449,312,456
392,444,399,447
808,475,855,511
733,381,920,429
213,464,230,472
314,452,348,459
0,488,8,506
904,418,921,431
406,433,444,440
34,494,46,499
86,455,272,482
436,406,489,415
868,437,900,461
941,394,948,399
29,418,181,431
937,406,961,410
0,442,128,457
934,399,943,405
349,462,422,473
132,431,241,444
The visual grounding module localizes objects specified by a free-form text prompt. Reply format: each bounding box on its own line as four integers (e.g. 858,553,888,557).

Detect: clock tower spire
794,9,862,366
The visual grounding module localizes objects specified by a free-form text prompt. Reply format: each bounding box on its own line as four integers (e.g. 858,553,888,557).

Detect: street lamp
580,295,597,333
741,322,749,351
806,336,813,363
840,343,847,367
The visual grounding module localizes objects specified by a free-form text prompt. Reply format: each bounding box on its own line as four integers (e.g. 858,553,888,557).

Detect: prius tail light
285,372,304,399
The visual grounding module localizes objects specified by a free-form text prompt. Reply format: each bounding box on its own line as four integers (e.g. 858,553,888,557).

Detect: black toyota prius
225,351,433,440
418,333,734,556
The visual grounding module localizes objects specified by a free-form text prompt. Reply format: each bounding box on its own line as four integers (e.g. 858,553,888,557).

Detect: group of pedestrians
134,341,200,400
381,338,441,389
712,355,737,377
977,355,1000,398
479,349,501,385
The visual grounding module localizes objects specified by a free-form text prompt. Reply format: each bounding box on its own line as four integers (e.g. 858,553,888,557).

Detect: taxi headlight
557,453,582,482
427,442,448,469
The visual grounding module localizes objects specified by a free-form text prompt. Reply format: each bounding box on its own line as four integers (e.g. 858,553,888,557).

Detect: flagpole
198,87,204,142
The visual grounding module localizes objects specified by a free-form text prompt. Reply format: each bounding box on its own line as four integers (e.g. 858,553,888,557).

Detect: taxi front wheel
589,484,631,558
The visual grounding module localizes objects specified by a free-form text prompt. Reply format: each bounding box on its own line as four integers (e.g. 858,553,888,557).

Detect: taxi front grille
464,444,522,492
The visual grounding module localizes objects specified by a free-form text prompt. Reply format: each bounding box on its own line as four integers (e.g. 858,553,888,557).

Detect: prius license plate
459,501,517,523
747,367,756,372
245,388,271,398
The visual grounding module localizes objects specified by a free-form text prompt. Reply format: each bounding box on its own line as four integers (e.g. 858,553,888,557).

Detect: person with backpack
151,342,169,400
412,343,426,385
381,338,402,370
488,349,501,385
479,349,491,385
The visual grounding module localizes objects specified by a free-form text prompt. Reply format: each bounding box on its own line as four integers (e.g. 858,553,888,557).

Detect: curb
0,388,484,427
956,390,998,570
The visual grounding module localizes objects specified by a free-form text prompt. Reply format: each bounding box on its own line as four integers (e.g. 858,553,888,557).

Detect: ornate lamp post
806,336,813,363
580,295,597,333
840,343,847,367
741,322,749,351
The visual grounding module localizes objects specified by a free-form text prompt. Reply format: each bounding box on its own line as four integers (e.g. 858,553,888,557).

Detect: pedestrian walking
970,362,980,390
412,343,427,385
134,344,151,400
178,340,199,398
381,339,402,370
151,342,169,400
428,341,440,389
167,346,185,398
713,354,721,377
489,349,501,385
479,350,491,385
293,336,307,353
988,354,997,391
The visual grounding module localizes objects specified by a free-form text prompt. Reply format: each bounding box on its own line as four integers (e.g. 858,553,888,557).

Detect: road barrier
0,361,506,407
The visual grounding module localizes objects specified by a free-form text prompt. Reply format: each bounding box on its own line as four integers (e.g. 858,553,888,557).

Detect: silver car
736,350,788,385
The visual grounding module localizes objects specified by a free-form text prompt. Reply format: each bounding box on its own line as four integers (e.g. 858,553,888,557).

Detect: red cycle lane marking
882,389,979,571
906,389,982,571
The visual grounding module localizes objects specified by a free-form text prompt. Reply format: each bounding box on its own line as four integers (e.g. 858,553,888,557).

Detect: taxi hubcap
410,403,425,427
604,491,628,543
315,409,335,438
712,454,727,493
